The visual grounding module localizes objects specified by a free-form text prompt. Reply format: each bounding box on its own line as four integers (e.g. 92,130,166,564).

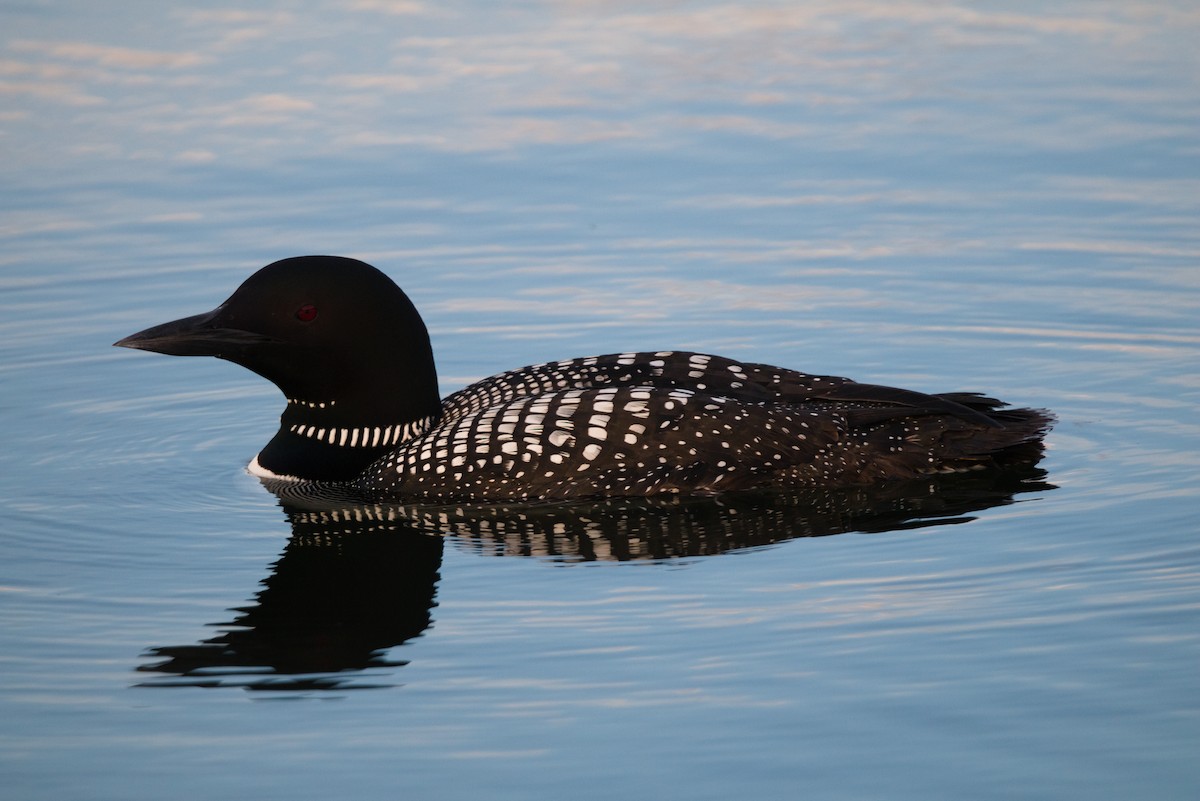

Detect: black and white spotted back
359,351,1050,501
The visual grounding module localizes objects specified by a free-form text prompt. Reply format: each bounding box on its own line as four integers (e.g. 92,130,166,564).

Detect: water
3,2,1199,799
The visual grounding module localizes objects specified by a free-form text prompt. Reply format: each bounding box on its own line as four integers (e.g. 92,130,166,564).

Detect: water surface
2,3,1198,799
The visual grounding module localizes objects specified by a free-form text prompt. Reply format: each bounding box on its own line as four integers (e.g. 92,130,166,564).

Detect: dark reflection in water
137,463,1052,691
137,521,443,692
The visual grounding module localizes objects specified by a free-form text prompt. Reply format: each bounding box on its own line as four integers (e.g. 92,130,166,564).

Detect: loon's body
116,256,1052,501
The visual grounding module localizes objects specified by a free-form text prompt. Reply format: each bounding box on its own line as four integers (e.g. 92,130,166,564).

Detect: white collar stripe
288,416,435,448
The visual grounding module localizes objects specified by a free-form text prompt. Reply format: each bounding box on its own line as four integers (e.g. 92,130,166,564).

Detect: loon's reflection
137,463,1052,691
137,519,442,691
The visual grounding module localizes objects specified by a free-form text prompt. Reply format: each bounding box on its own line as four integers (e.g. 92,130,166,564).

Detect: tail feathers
936,393,1055,444
851,400,1054,482
938,404,1054,470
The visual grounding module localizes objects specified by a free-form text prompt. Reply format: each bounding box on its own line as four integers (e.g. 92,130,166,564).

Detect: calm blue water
3,2,1199,799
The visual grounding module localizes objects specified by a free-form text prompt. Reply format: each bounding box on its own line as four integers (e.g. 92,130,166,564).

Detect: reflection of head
137,509,443,692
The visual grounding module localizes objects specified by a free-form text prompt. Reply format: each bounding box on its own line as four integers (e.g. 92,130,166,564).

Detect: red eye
295,304,318,322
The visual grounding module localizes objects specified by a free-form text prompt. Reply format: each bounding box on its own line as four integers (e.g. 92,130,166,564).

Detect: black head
116,256,442,481
117,256,434,402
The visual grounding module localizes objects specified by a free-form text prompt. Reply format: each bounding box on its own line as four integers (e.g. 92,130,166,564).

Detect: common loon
115,256,1052,501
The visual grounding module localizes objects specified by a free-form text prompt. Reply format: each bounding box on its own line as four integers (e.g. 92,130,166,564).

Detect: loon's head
116,256,442,481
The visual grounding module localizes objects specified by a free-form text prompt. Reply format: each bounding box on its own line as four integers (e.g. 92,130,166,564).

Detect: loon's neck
252,395,441,482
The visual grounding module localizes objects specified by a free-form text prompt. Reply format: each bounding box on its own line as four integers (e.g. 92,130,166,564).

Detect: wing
363,384,848,501
441,351,1004,429
365,376,1051,501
